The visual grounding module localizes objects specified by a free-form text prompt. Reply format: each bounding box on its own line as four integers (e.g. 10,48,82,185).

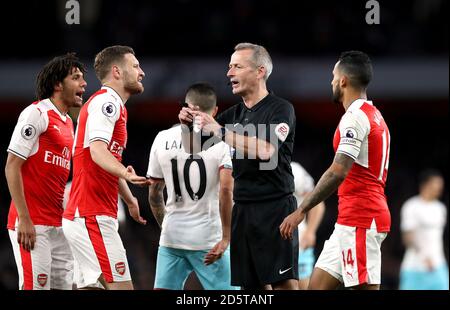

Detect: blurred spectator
399,169,449,290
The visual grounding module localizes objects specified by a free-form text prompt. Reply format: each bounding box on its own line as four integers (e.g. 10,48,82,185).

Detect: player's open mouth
76,91,84,101
230,80,239,88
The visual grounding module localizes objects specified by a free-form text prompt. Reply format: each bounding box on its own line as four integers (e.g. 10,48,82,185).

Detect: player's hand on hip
17,216,36,251
127,197,147,225
204,239,229,265
279,209,306,240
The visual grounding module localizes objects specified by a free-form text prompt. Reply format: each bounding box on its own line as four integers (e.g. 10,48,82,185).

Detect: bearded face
331,61,343,104
123,68,144,95
332,82,342,104
120,53,145,95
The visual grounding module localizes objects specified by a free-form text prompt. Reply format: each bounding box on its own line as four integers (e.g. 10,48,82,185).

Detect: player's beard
61,86,83,108
332,84,342,104
123,70,144,95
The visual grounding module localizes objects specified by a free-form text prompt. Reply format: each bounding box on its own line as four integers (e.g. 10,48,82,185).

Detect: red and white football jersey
7,99,74,229
64,86,127,220
333,99,391,232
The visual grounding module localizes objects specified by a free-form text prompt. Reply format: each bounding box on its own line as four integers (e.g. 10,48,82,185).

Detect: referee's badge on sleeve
275,123,290,142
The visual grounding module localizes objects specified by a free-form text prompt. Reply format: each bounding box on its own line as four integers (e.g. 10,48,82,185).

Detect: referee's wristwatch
216,126,228,141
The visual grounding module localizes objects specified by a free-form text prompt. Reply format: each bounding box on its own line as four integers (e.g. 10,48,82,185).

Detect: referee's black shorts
230,195,299,287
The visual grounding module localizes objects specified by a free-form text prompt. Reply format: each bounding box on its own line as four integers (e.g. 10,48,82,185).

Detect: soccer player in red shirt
5,53,87,290
63,45,150,290
280,51,391,290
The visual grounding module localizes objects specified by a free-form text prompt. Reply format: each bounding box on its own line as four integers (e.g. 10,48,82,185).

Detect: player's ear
54,82,63,92
257,66,266,80
340,75,347,88
212,106,218,118
111,65,121,80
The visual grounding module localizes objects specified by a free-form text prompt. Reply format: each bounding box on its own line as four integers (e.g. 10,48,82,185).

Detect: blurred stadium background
0,0,447,290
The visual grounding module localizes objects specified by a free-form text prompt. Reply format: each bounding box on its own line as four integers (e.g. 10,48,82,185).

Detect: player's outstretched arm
5,153,36,251
148,180,166,228
280,153,354,240
90,140,150,185
119,178,146,225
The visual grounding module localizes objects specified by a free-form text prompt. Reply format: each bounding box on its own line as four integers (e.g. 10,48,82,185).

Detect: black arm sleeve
266,101,296,149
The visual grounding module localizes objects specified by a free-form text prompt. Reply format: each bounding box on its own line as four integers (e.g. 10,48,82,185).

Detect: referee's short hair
338,51,373,90
185,82,217,112
235,42,273,81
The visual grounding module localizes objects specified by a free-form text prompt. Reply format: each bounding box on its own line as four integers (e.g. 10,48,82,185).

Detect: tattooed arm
148,180,166,228
299,153,354,213
280,153,354,239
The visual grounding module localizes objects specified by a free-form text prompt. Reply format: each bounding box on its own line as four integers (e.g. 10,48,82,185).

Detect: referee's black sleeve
266,101,296,148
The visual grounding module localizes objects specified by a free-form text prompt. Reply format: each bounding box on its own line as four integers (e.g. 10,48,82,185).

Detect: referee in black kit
179,43,298,290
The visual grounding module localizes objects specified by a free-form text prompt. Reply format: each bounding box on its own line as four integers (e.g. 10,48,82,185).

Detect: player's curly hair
36,53,86,100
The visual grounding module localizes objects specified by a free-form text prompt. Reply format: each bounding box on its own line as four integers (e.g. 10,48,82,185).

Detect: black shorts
230,195,299,287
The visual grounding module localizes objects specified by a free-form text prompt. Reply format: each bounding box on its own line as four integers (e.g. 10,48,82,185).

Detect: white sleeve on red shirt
336,110,370,161
147,132,164,179
87,96,121,144
7,104,49,160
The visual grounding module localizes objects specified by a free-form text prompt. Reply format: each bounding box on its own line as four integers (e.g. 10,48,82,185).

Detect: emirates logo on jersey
115,262,126,275
44,146,71,170
110,140,124,156
62,146,70,159
37,273,48,287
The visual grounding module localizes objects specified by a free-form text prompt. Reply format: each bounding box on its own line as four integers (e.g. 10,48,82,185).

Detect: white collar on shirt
101,86,124,106
42,98,68,122
347,98,373,112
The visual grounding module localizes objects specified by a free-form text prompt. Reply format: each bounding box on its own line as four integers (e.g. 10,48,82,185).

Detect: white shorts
62,216,131,287
8,225,74,290
315,223,387,287
73,257,104,289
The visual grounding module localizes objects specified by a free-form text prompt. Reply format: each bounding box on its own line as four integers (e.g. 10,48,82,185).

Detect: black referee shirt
216,93,296,202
